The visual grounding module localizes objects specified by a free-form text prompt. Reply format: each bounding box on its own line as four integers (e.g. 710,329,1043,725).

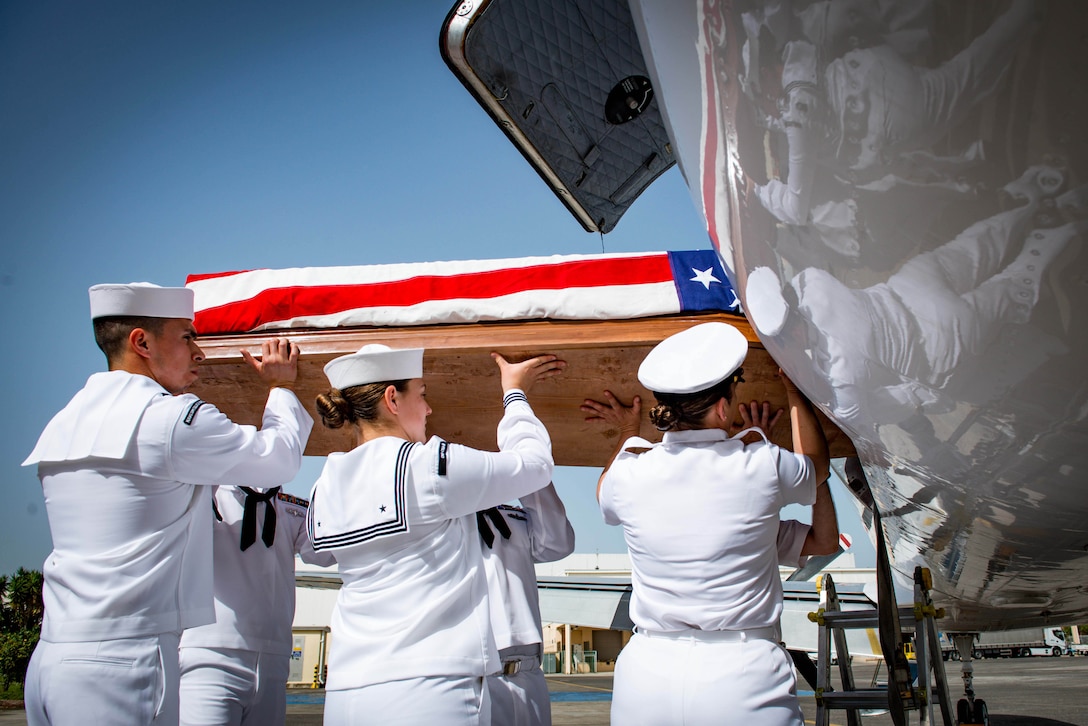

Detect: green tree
0,568,43,691
3,569,43,631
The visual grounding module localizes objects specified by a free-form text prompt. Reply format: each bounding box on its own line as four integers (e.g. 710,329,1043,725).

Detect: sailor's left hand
492,352,566,394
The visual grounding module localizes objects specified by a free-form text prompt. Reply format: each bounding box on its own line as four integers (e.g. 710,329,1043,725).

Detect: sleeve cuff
502,389,528,408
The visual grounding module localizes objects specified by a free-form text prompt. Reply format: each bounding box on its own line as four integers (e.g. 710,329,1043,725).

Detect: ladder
810,566,954,726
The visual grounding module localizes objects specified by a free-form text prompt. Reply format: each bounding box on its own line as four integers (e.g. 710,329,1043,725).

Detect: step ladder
809,566,954,726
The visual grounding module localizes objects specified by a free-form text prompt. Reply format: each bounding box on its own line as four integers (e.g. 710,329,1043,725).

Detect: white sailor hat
323,344,424,390
89,282,195,320
638,322,748,395
744,267,789,337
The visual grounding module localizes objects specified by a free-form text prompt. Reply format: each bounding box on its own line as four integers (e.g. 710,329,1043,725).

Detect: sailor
178,486,335,726
477,483,575,726
22,282,313,726
307,345,565,725
581,322,831,726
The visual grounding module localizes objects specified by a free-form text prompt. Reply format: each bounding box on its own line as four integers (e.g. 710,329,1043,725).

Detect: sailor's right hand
581,390,642,437
242,338,299,390
737,400,783,434
492,352,566,395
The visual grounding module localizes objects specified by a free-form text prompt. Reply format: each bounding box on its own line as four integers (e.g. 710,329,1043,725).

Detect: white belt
636,626,780,643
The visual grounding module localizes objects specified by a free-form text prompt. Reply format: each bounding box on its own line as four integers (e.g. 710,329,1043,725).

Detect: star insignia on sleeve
690,267,721,290
379,505,387,513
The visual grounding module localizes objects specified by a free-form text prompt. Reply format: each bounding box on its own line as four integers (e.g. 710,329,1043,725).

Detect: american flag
186,250,739,335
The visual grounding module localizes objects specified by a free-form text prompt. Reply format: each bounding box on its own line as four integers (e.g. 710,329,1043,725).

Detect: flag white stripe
245,282,682,331
188,251,667,312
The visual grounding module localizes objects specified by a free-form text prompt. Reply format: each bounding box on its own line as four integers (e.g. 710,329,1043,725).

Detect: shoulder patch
495,504,527,521
183,399,207,426
277,491,309,508
437,440,449,476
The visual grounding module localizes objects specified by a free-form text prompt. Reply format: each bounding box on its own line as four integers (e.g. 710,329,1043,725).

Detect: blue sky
0,1,873,575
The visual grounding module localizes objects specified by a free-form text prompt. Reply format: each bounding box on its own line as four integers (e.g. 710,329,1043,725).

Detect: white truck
941,628,1068,659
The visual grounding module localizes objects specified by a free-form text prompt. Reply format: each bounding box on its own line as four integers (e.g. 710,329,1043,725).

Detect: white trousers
179,646,290,726
611,631,803,726
25,632,180,726
323,675,490,726
486,645,550,726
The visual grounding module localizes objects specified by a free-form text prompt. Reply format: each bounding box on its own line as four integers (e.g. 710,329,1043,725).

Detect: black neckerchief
476,507,512,548
239,486,281,551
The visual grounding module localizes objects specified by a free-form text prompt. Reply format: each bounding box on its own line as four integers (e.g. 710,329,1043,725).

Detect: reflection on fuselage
636,0,1088,628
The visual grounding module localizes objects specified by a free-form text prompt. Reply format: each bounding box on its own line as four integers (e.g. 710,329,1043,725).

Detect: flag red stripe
185,269,253,284
193,254,673,334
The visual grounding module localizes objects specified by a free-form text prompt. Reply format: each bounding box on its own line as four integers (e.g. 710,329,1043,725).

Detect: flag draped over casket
185,250,739,335
181,249,856,463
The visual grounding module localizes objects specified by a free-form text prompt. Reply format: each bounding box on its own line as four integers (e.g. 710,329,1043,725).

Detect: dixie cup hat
323,344,424,390
89,282,195,320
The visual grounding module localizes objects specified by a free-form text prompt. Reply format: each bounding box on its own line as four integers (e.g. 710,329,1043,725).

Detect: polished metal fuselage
630,0,1088,630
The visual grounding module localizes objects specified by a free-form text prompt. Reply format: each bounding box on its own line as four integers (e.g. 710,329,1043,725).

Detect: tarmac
1,655,1085,724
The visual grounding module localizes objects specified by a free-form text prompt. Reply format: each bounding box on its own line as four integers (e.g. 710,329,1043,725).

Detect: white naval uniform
599,428,817,726
179,487,335,726
481,484,575,726
777,519,810,570
22,371,312,726
308,389,553,726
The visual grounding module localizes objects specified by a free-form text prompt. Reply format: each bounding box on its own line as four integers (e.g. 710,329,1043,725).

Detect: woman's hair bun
316,387,355,429
648,403,679,431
